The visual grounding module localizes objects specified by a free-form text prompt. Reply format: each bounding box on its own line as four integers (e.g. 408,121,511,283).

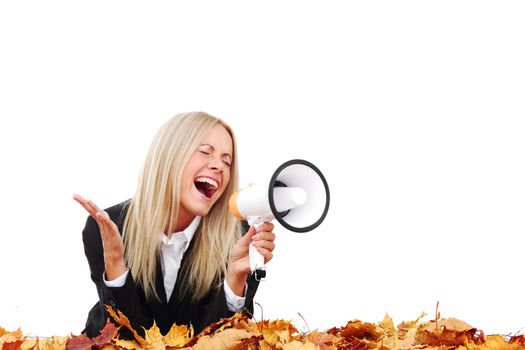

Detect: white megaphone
229,159,330,281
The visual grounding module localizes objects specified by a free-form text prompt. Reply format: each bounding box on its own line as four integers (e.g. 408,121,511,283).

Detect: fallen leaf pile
1,305,524,349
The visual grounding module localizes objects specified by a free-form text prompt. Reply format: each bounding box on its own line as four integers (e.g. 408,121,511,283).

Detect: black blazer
81,201,259,338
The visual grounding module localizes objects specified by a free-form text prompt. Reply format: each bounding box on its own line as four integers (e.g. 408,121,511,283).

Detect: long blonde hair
123,112,241,301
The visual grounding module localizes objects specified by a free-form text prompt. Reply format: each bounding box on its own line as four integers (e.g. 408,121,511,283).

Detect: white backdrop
1,0,524,338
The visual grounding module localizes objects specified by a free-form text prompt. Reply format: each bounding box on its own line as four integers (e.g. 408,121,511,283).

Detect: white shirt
104,216,245,312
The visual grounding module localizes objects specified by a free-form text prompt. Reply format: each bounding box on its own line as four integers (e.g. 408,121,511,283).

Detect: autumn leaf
190,328,254,350
301,330,341,350
3,307,525,350
0,328,24,350
259,319,298,348
282,339,318,350
66,319,119,350
378,314,396,337
416,317,485,346
65,333,92,350
38,335,70,350
510,335,525,345
163,323,193,348
105,304,147,347
142,322,165,350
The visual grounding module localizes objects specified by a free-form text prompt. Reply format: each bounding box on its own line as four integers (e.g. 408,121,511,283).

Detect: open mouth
194,176,219,199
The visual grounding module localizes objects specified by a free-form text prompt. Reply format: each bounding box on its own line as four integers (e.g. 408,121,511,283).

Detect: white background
1,0,524,338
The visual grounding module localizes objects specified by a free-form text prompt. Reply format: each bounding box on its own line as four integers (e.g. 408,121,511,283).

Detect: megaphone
229,159,330,281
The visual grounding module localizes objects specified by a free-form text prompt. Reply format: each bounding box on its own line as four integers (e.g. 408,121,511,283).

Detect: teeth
194,177,219,190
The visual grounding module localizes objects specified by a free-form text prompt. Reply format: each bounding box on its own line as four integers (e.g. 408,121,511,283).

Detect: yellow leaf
163,323,193,347
260,319,297,347
379,314,396,336
37,335,69,350
114,337,142,350
143,322,165,350
21,337,38,350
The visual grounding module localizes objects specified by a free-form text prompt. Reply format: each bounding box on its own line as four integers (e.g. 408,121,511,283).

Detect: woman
74,111,276,338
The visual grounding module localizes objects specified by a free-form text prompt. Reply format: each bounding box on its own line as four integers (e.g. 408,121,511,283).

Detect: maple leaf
258,319,298,348
38,335,70,350
338,320,382,345
282,340,318,350
0,328,24,350
65,333,92,350
114,337,142,350
105,304,147,347
67,319,119,350
301,330,341,350
163,323,193,348
416,317,485,346
20,337,38,350
0,327,8,336
142,322,165,350
197,313,248,337
509,335,525,345
190,328,254,350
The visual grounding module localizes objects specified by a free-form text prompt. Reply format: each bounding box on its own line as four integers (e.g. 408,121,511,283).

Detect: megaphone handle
247,216,270,281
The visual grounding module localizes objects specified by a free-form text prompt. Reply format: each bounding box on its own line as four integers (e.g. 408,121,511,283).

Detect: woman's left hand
227,222,276,295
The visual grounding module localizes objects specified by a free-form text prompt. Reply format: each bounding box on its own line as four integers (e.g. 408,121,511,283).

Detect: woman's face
178,124,233,227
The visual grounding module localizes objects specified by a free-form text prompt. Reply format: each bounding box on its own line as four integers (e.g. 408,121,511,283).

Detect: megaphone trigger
247,216,270,281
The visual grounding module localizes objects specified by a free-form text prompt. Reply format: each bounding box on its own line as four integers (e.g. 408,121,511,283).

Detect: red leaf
66,334,92,350
66,319,119,350
92,319,119,346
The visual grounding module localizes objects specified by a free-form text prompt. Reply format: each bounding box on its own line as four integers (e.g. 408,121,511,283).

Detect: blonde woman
74,112,276,338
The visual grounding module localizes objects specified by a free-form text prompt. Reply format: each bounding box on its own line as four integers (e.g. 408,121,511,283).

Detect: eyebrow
200,143,232,159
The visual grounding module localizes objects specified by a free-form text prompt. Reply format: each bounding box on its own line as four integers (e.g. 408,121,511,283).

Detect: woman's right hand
73,194,127,280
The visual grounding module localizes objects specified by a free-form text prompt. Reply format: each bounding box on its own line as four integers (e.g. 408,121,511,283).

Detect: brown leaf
339,320,382,342
416,317,485,346
510,334,525,345
301,330,341,350
282,340,317,350
191,328,254,350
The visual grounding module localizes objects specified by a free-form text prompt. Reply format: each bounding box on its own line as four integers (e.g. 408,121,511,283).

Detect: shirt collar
160,216,202,251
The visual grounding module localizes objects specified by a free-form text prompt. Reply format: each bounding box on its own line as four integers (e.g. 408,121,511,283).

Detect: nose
208,155,224,171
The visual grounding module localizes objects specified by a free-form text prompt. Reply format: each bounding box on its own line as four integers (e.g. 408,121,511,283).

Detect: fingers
251,239,275,253
73,194,96,217
73,194,104,219
251,225,276,264
255,222,274,234
253,245,274,264
73,194,117,237
252,230,276,246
